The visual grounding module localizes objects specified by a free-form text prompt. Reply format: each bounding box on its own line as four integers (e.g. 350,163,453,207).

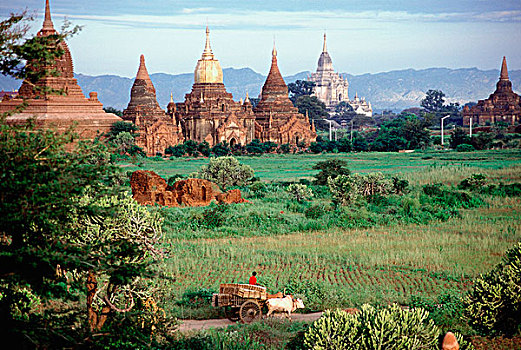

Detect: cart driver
249,271,257,285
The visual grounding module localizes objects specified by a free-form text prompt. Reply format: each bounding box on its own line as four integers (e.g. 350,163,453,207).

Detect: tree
211,142,231,157
193,156,254,190
0,14,168,347
372,115,432,151
421,89,446,114
183,140,199,157
286,184,313,202
288,80,315,102
111,131,135,154
293,95,329,129
449,127,471,149
103,107,123,117
108,121,138,139
198,141,211,157
312,159,351,186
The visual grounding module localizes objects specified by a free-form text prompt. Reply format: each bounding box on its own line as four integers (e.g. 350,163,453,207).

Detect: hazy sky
3,0,521,77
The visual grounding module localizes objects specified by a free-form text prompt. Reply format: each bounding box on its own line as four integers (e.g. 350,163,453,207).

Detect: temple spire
170,93,174,103
500,56,509,81
202,26,213,59
38,0,57,36
272,39,277,58
323,32,327,52
135,55,155,94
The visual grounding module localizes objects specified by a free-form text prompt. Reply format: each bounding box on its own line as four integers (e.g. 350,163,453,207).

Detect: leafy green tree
312,159,351,186
286,184,313,202
246,139,264,154
288,80,315,102
193,156,254,190
294,95,329,128
165,144,186,157
198,141,211,157
449,127,471,149
372,115,432,151
183,140,199,157
103,107,123,117
108,121,138,139
352,132,369,152
211,142,231,157
111,131,135,154
421,89,446,114
465,242,521,336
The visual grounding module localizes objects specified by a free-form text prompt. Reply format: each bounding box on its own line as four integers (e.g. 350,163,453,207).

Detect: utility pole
441,115,450,146
469,117,473,137
350,119,354,142
327,120,333,141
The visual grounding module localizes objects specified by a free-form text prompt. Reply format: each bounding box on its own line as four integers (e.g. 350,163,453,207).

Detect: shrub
193,156,254,190
464,242,521,336
456,143,475,152
286,184,313,202
303,305,475,350
327,175,360,206
304,204,328,219
312,159,351,186
195,204,230,229
459,173,487,191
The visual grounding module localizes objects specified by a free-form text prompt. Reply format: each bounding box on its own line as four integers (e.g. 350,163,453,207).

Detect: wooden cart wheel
239,300,262,324
224,306,240,322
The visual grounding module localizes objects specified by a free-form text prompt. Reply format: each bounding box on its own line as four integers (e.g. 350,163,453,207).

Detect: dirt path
178,312,323,332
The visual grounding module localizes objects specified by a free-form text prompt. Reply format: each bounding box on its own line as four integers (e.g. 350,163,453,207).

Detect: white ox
266,295,305,319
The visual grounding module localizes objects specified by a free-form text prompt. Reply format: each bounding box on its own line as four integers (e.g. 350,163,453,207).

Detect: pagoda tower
123,55,183,156
309,33,350,110
0,0,121,138
463,56,521,126
174,27,255,147
253,43,316,146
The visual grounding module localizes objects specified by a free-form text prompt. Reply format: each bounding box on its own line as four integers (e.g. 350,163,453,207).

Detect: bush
286,184,313,202
303,305,474,350
456,143,475,152
327,175,360,206
459,174,487,191
192,156,254,190
464,242,521,336
327,173,393,206
304,204,328,219
312,159,351,185
195,204,230,229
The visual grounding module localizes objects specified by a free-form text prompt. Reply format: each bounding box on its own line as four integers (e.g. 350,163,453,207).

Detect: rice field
124,150,521,318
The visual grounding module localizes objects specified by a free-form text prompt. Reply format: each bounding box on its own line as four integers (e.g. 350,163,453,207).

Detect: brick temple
253,44,317,146
171,27,256,147
122,55,183,156
0,0,121,138
463,57,521,126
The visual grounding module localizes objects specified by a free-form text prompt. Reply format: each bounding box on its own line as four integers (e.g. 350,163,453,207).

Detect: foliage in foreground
303,305,474,350
465,241,521,336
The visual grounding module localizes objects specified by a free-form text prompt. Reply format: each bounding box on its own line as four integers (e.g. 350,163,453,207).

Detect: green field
122,150,521,322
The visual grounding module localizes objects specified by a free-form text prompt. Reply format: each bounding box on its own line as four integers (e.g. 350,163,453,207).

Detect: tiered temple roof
0,0,121,138
253,44,316,145
174,27,255,147
123,55,183,156
463,57,521,126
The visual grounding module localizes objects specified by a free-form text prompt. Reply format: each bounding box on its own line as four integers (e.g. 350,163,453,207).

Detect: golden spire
272,38,277,58
194,26,223,84
170,92,174,103
245,91,250,104
323,32,327,53
500,56,509,81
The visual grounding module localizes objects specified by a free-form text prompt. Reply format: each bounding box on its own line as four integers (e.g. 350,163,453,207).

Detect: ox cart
212,283,270,323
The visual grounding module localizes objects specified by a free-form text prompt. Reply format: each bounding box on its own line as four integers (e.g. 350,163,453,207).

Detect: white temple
309,33,372,117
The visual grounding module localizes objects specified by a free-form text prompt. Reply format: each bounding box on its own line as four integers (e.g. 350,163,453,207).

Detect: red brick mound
130,170,247,207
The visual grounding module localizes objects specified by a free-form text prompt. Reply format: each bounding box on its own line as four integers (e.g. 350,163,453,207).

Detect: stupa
463,56,521,126
0,0,121,138
173,27,255,147
123,55,183,156
253,43,317,146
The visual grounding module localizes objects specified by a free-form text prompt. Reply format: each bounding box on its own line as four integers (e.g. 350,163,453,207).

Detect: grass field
122,150,521,323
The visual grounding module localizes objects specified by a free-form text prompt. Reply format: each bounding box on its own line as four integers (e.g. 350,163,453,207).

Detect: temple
309,33,372,117
253,43,317,145
0,0,121,138
122,55,183,156
172,27,256,147
463,56,521,126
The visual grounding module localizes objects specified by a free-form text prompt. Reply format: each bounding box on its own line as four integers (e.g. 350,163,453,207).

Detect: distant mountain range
1,67,519,112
